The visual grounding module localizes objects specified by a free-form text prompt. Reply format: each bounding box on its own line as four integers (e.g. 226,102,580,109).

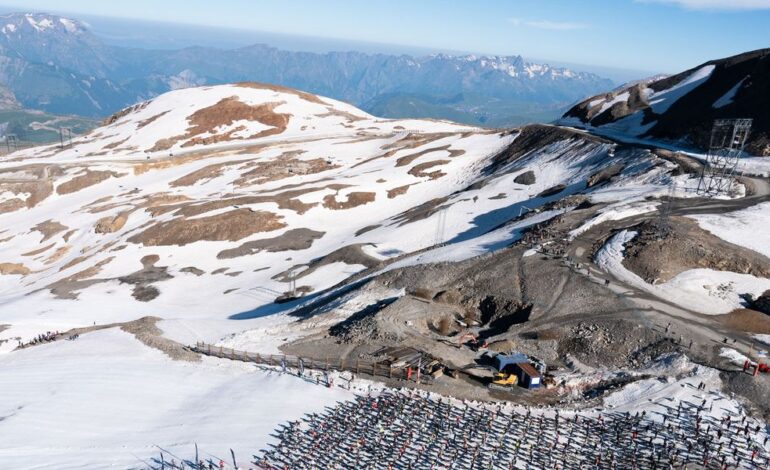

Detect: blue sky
4,0,770,73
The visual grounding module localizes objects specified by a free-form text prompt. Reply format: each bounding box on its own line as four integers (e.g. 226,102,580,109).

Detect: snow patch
689,202,770,259
595,230,770,315
712,77,746,109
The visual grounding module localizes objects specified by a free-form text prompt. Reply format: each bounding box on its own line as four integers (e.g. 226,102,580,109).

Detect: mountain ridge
561,48,770,156
0,12,614,126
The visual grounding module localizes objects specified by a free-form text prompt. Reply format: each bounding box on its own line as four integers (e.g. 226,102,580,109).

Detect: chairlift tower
59,127,73,149
696,118,752,197
4,134,18,154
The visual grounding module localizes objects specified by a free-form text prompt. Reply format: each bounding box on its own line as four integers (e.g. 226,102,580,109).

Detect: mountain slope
2,82,770,467
561,48,770,156
0,81,718,350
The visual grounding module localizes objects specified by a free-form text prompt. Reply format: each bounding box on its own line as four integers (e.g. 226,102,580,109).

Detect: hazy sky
4,0,770,72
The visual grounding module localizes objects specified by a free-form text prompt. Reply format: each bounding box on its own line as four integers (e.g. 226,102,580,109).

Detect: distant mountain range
0,12,615,127
561,48,770,156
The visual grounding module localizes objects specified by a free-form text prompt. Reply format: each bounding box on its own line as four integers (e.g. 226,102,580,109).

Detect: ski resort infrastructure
0,51,770,468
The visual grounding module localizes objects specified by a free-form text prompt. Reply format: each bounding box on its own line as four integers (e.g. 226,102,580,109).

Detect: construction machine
488,372,518,391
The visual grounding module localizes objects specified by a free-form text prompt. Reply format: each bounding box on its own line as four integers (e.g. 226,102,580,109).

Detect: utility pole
59,127,73,149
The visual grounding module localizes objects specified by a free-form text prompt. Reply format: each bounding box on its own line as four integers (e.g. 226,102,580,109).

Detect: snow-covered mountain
561,48,770,156
0,12,614,125
3,81,770,467
0,81,677,347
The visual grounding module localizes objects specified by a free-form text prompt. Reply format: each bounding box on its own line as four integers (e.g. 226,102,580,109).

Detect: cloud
508,17,588,31
640,0,770,10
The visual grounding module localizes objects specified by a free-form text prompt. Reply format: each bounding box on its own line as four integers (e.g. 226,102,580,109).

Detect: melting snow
648,65,715,114
595,230,770,315
712,77,747,109
689,202,770,259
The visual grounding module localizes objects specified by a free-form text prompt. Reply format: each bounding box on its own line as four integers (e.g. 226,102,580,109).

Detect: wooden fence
190,342,428,383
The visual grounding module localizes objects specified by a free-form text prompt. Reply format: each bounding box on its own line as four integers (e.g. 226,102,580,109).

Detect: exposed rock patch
95,212,129,234
323,192,376,210
217,228,324,259
118,256,172,302
752,290,770,315
0,263,29,275
120,316,200,362
33,220,68,242
57,170,122,195
513,170,536,185
180,266,205,276
587,164,624,187
409,160,450,180
622,218,770,283
128,209,285,246
537,184,566,198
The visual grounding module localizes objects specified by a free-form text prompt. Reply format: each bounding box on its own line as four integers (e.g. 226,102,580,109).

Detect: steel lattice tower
696,118,752,196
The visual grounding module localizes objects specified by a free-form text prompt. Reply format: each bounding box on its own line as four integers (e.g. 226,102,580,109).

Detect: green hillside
0,109,98,147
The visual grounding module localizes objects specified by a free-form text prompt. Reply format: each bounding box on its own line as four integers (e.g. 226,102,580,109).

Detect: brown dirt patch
128,208,285,246
323,191,376,210
136,110,170,129
158,98,290,150
170,159,250,187
0,263,29,275
33,220,68,242
395,145,458,167
392,197,449,226
408,160,450,180
22,243,54,257
65,257,114,282
103,137,130,150
44,246,70,264
316,107,366,122
234,154,337,188
718,309,770,334
57,170,122,195
0,198,25,214
387,184,414,199
381,132,455,151
166,184,352,219
121,317,200,361
60,255,89,272
0,180,53,211
94,212,129,234
621,218,770,283
217,228,325,259
132,148,232,175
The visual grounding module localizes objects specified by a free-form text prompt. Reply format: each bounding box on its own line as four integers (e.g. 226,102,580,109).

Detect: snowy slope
0,328,353,469
0,83,729,355
2,82,770,467
595,230,770,315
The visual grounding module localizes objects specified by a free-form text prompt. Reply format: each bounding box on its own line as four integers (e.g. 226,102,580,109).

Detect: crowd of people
14,331,82,349
17,330,60,348
253,390,769,469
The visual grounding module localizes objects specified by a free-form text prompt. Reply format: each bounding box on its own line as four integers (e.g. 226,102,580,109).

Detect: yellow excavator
489,372,518,390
